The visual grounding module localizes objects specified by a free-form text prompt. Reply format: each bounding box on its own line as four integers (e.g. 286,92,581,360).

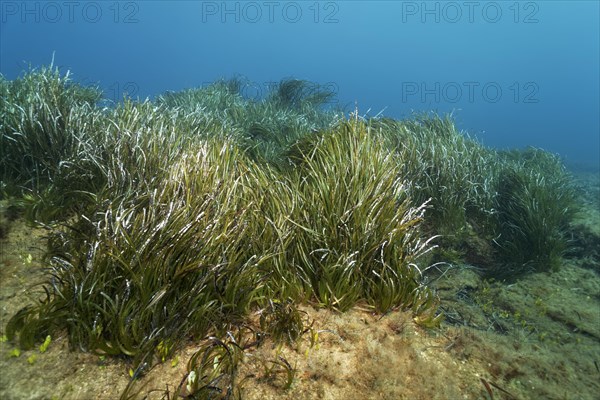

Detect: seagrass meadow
1,66,599,400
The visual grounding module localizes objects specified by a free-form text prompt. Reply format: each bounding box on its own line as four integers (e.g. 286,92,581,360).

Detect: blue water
1,1,598,168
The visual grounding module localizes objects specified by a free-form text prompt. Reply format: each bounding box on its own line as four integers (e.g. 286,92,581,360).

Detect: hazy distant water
1,1,598,167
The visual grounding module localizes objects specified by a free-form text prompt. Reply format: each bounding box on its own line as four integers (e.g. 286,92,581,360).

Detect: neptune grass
0,64,102,192
493,149,577,275
281,117,438,314
5,65,583,399
6,119,441,362
156,78,342,165
378,113,499,239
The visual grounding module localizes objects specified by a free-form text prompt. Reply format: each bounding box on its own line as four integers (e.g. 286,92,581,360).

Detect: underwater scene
1,2,599,400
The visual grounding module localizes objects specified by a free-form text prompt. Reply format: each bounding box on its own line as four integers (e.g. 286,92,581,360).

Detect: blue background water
1,1,598,168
